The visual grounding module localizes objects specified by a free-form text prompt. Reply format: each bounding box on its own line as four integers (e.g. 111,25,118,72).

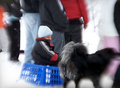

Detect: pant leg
70,25,82,43
51,31,65,54
23,13,40,63
6,23,13,59
64,32,71,44
10,20,20,61
65,19,82,44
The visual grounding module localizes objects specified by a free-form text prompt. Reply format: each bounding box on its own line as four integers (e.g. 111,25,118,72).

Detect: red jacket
0,6,5,28
61,0,89,24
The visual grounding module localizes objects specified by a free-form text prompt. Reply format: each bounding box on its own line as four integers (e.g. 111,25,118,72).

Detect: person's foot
10,57,19,62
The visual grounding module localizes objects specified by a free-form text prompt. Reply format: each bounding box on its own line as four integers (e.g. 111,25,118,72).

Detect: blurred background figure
98,0,120,80
20,0,40,63
3,0,22,61
61,0,89,44
0,4,10,54
112,0,120,88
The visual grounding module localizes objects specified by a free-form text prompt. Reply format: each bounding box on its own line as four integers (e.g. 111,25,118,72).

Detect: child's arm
39,41,59,61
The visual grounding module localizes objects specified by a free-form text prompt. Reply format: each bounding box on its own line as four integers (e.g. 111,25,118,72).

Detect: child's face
45,35,52,40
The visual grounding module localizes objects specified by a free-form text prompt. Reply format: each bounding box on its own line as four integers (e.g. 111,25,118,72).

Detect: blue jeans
23,13,40,63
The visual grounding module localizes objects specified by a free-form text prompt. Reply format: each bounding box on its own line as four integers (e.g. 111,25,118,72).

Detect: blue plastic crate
20,63,63,86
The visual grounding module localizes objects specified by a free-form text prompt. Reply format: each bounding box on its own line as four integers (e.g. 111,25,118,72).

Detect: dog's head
91,48,118,69
96,48,117,62
86,48,118,75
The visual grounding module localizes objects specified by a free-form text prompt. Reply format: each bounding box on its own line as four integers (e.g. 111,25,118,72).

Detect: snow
0,0,118,88
0,54,114,88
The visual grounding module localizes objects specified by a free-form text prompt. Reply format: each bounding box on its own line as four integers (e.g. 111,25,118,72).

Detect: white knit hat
38,26,53,38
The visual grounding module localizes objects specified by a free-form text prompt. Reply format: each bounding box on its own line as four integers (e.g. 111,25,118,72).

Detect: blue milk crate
20,63,63,86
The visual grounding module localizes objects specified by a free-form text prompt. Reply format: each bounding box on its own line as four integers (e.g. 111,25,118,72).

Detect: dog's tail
59,41,88,65
58,41,88,79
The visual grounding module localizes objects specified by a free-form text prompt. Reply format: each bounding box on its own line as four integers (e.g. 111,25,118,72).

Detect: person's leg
64,32,71,44
69,20,82,43
64,22,71,44
6,23,13,60
103,36,120,78
71,28,82,43
23,13,40,63
51,31,65,53
10,20,20,61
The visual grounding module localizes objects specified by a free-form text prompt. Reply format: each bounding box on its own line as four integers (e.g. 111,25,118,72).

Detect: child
31,26,60,66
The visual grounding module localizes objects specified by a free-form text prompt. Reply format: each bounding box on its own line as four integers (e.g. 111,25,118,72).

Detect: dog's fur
58,41,120,88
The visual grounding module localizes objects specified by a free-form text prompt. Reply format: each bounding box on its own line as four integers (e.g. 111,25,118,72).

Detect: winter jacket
114,0,120,35
20,0,39,13
39,0,69,33
61,0,89,24
3,0,22,18
32,38,60,66
0,6,5,28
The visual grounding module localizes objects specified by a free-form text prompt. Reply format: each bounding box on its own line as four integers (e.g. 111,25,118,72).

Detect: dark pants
112,65,120,88
51,31,65,54
65,19,83,44
6,20,20,61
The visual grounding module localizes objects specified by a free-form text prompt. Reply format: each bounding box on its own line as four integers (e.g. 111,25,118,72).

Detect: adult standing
3,0,22,61
20,0,40,63
112,0,120,88
61,0,89,44
39,0,69,53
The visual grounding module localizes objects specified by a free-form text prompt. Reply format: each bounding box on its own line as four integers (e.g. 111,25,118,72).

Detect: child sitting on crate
31,25,60,66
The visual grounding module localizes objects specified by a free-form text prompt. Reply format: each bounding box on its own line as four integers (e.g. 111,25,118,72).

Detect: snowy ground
0,0,118,88
0,52,114,88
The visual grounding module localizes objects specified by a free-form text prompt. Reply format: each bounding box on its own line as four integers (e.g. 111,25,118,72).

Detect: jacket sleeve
47,0,69,32
78,0,89,24
40,41,59,61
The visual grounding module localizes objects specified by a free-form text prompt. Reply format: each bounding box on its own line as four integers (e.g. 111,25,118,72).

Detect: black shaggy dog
58,41,120,88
